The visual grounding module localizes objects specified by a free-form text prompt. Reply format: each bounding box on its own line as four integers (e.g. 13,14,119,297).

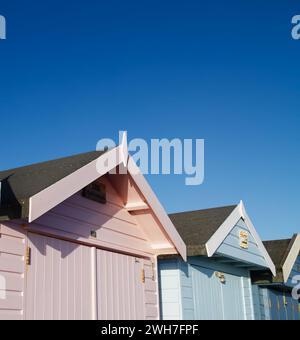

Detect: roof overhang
205,201,276,276
27,132,186,260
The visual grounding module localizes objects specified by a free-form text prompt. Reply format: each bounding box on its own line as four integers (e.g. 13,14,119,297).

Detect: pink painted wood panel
143,259,159,320
25,233,94,320
97,249,146,320
28,177,152,257
0,223,26,320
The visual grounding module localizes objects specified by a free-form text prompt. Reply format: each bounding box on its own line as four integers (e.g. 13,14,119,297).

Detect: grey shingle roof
0,151,105,220
169,205,237,256
252,235,298,284
263,238,292,271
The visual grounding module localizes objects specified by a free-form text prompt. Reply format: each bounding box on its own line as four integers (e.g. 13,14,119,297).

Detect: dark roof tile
169,205,237,256
0,151,105,220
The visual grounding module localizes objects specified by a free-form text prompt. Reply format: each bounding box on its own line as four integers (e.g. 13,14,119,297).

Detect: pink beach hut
0,136,186,320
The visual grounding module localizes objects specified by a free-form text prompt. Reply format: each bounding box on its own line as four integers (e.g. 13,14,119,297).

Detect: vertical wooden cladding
97,249,144,320
24,234,159,320
0,223,26,320
0,176,162,320
97,249,159,320
26,233,93,320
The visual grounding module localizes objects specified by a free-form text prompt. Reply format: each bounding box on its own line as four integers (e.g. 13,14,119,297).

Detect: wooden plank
0,223,25,239
0,256,24,274
0,291,23,309
66,194,137,225
0,272,24,292
0,237,26,256
145,305,158,318
36,210,147,242
145,292,157,304
0,310,23,320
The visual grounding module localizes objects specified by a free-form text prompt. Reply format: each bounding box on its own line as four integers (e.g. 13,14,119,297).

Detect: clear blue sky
0,1,299,240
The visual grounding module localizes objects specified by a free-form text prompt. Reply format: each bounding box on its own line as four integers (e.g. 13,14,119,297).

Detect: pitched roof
263,238,292,270
169,205,237,256
252,235,300,284
0,151,105,220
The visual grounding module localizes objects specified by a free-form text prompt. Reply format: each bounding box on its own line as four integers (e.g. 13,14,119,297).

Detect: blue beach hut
158,201,275,320
251,234,300,320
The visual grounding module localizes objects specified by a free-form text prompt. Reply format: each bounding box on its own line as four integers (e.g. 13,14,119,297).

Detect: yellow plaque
239,230,249,249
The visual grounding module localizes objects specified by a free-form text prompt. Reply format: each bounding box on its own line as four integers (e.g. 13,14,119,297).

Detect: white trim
282,234,300,282
205,201,276,276
205,205,242,257
29,145,124,222
27,133,186,260
127,156,187,261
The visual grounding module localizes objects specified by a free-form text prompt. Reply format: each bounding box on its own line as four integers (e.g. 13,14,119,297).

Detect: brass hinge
141,268,145,284
26,246,31,267
151,262,155,281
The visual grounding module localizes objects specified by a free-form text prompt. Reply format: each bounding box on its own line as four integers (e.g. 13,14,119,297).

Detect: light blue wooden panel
222,272,245,320
158,259,182,320
178,261,195,320
252,285,263,320
254,286,300,320
259,287,271,320
241,276,254,320
191,264,224,320
286,254,300,287
159,257,255,320
216,218,267,268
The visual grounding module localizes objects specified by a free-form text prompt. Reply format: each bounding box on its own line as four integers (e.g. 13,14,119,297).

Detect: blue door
191,265,223,320
191,265,245,320
221,272,244,320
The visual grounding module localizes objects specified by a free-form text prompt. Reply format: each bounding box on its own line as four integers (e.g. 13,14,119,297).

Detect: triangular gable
6,133,186,260
216,218,270,268
205,201,276,275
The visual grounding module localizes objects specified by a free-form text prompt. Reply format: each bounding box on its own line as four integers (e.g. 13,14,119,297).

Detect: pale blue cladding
216,219,267,268
159,257,255,320
286,254,300,287
159,216,270,320
254,254,300,320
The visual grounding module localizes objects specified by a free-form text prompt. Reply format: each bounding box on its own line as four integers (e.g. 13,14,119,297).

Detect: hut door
191,265,223,320
96,249,146,320
221,272,244,320
25,233,95,320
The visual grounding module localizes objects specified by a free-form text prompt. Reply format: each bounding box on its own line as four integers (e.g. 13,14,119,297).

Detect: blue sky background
0,0,299,240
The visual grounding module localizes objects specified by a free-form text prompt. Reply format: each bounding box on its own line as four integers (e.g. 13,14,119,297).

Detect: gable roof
263,239,292,271
0,133,186,260
259,234,300,283
0,151,105,220
169,201,276,275
169,205,237,256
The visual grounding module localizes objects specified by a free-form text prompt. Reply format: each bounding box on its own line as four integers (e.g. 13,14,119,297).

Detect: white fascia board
205,201,276,276
127,156,187,261
282,234,300,283
29,145,125,223
205,204,242,257
239,201,276,276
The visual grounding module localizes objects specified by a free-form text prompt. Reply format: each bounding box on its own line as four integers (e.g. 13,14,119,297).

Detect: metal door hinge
141,268,145,284
26,246,31,267
151,262,155,281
